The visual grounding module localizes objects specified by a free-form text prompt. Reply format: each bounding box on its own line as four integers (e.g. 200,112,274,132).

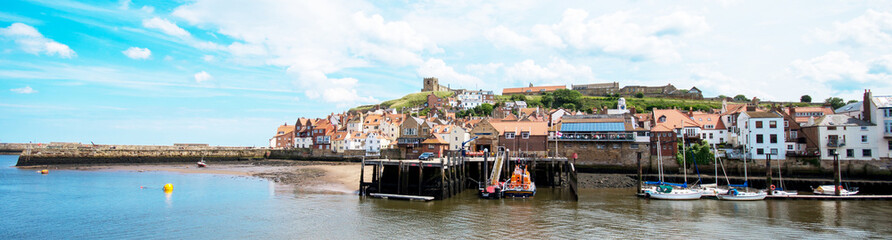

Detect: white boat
646,186,703,200
717,144,765,201
643,140,702,200
813,185,859,196
717,189,767,201
698,183,729,196
771,189,798,196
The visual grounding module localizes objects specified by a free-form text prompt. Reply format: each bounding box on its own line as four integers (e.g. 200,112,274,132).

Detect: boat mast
657,140,663,183
713,143,718,185
743,130,749,186
681,121,687,185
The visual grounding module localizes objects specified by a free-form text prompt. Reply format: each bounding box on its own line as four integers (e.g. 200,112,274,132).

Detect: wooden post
360,157,365,196
440,157,446,199
834,153,841,196
418,159,423,195
637,152,642,194
397,161,403,195
377,162,382,194
766,153,772,195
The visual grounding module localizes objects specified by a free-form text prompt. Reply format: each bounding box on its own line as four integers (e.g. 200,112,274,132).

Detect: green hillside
350,91,453,111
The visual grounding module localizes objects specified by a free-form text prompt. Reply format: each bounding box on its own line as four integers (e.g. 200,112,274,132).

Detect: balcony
556,132,635,142
885,131,892,138
827,139,845,148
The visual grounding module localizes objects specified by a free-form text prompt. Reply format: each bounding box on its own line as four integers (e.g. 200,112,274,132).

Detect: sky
1,0,891,146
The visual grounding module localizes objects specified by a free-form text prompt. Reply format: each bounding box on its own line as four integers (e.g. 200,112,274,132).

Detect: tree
847,100,858,104
553,89,583,109
717,95,728,99
635,92,644,98
540,94,554,108
561,103,576,110
676,140,715,166
800,95,812,103
478,103,494,116
733,94,748,102
825,97,845,109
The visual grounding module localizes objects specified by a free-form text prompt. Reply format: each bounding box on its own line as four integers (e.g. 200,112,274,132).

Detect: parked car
418,152,435,160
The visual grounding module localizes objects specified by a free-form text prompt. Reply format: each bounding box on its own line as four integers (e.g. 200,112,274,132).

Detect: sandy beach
19,160,361,194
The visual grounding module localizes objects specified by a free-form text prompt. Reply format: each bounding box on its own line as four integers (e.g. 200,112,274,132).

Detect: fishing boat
197,157,207,168
502,165,536,198
717,145,765,201
812,185,859,196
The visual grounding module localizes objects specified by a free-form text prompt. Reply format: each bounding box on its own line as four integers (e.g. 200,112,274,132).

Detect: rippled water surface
2,155,890,239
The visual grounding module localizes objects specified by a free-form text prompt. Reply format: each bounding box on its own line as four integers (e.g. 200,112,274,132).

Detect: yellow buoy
162,183,174,192
40,169,49,174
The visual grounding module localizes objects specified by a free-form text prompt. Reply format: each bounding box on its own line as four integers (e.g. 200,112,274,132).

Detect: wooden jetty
359,151,578,200
368,193,435,201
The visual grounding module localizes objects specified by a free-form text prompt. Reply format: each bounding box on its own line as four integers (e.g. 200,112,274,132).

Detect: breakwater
15,144,266,166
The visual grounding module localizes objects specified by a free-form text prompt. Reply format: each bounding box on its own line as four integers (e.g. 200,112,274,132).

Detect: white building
365,132,391,153
456,90,495,110
692,113,728,145
737,111,786,159
433,125,470,150
802,114,879,160
862,91,892,159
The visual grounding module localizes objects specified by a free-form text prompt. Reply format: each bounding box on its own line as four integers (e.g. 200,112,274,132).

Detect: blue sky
1,0,891,146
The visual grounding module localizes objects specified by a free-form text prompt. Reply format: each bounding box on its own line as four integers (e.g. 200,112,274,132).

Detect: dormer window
658,116,667,123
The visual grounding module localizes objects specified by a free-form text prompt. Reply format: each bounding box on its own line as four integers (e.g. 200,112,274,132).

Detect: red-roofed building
270,123,296,149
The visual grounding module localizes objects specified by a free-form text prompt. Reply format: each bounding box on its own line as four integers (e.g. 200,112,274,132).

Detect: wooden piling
637,152,642,194
834,154,841,196
397,160,403,195
418,159,423,195
360,157,365,196
766,154,772,195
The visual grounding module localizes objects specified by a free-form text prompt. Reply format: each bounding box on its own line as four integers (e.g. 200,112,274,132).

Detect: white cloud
122,47,151,59
170,0,437,105
140,6,154,14
789,51,881,83
0,23,76,58
194,71,212,83
485,9,709,63
142,17,190,38
118,0,131,10
202,55,214,62
417,58,483,89
814,10,892,48
10,86,37,94
504,58,595,85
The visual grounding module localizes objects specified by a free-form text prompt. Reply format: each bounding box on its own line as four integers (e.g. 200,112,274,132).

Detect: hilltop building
502,83,566,96
421,77,451,92
571,82,619,96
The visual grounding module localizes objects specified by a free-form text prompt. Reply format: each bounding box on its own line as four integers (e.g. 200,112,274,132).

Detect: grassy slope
350,91,454,111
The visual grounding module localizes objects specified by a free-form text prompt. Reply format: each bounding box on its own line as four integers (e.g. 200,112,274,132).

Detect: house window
709,133,714,139
757,148,764,155
863,149,872,157
756,121,763,128
631,144,639,149
756,134,764,144
597,144,605,149
521,132,530,139
888,141,892,150
828,149,835,156
828,126,837,131
791,131,798,139
885,121,892,133
612,144,620,149
787,145,794,150
720,138,724,142
847,149,854,157
770,134,778,144
784,121,789,127
429,145,434,149
862,135,868,143
885,108,892,117
506,132,515,139
404,128,417,135
861,126,868,131
769,121,777,128
770,148,778,155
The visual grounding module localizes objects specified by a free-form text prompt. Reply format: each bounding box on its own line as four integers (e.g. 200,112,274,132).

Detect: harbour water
2,155,890,239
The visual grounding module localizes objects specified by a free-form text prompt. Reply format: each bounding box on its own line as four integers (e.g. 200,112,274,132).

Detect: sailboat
770,154,797,196
812,154,859,195
643,140,703,200
698,144,729,197
717,144,766,201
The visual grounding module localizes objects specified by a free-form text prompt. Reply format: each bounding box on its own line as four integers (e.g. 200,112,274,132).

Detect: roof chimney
863,89,872,124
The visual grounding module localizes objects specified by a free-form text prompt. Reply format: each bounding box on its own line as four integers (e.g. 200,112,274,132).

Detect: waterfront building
380,113,405,140
365,132,390,154
651,109,701,154
691,112,727,145
312,119,334,150
801,114,879,160
651,125,677,157
431,124,470,151
420,135,449,157
295,118,316,149
737,111,786,160
861,90,892,159
556,114,651,164
331,131,349,153
362,114,383,133
397,117,434,159
489,119,548,156
270,123,295,149
346,114,364,133
469,119,499,152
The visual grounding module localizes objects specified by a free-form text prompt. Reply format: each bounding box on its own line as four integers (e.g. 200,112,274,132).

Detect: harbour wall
14,144,267,166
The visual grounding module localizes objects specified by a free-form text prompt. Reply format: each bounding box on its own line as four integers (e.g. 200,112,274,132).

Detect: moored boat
502,165,536,198
645,184,703,200
812,185,859,196
717,188,767,201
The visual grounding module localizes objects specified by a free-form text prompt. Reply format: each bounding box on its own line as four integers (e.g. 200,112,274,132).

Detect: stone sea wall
15,145,267,166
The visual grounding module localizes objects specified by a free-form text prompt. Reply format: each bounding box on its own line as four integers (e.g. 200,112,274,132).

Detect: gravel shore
577,173,639,189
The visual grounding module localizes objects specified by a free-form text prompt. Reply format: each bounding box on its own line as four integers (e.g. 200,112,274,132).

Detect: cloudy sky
1,0,891,146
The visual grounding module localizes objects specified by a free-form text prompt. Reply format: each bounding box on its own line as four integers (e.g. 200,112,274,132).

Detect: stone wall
16,148,266,166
